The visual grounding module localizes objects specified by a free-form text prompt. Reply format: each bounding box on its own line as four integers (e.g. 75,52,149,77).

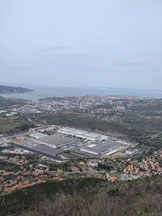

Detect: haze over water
1,86,162,101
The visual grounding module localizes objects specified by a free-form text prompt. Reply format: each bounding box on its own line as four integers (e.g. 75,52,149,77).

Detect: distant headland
0,85,33,94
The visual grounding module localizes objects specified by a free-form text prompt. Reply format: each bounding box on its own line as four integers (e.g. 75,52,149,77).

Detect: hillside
0,85,33,94
1,177,162,216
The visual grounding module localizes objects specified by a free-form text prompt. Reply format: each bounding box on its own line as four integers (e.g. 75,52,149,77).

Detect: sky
0,0,162,90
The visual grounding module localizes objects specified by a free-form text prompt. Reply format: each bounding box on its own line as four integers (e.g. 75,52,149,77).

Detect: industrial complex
80,141,123,156
8,126,130,160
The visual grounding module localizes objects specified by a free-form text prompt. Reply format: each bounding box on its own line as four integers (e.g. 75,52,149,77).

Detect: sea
1,86,162,101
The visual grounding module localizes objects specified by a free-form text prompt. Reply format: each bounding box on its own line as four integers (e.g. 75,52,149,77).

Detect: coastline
1,86,162,101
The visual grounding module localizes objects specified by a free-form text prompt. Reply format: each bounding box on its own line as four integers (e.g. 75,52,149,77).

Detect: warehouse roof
29,132,48,139
38,134,76,147
80,140,122,155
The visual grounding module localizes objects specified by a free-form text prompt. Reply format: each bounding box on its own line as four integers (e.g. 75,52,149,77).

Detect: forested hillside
1,177,162,216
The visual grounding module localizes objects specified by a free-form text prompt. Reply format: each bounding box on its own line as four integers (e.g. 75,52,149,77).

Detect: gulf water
1,86,162,101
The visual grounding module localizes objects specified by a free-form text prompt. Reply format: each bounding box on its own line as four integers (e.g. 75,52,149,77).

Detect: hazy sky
0,0,162,89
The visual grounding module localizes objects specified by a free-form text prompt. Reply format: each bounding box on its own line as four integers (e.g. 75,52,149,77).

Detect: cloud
54,53,87,58
41,46,68,52
40,48,88,58
77,16,89,22
113,62,144,66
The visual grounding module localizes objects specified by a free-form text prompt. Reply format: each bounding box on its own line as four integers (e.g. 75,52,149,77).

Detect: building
29,132,48,139
125,149,138,156
38,134,76,148
58,127,108,141
80,141,122,156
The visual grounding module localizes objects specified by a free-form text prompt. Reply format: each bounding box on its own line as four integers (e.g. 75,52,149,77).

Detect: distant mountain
0,85,33,94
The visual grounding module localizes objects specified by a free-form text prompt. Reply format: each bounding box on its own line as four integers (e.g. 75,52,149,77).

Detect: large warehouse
80,141,122,156
58,127,108,141
38,134,76,148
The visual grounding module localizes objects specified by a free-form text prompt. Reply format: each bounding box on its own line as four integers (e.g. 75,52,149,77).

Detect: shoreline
1,86,162,101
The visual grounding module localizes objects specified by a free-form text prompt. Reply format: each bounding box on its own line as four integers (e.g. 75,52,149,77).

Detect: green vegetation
1,176,162,216
0,96,26,109
0,120,32,134
0,178,104,216
0,161,19,172
38,113,160,141
38,114,131,135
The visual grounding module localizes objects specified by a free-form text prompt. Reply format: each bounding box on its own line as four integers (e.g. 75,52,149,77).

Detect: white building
58,127,108,142
29,132,48,139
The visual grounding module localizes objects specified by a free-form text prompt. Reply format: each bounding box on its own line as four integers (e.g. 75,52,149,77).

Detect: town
1,94,162,195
